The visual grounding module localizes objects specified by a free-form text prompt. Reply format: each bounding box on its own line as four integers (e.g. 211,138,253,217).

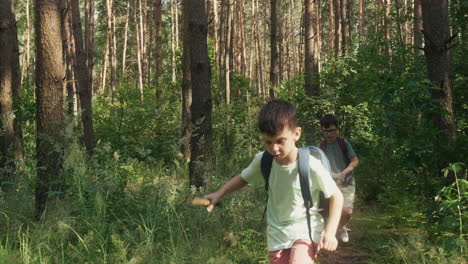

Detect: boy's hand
203,192,222,212
332,172,346,184
319,231,338,252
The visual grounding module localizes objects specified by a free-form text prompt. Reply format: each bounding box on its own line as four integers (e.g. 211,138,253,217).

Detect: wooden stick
190,197,211,207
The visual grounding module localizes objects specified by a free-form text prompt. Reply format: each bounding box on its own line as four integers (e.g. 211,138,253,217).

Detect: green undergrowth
343,204,466,264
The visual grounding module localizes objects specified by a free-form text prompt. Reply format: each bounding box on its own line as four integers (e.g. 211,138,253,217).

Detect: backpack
260,146,331,242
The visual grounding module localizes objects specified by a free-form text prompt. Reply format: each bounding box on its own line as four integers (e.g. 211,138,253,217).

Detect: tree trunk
188,0,212,188
0,0,24,192
333,0,340,57
70,0,95,155
269,0,279,99
213,0,219,69
413,0,423,53
315,0,321,72
359,0,365,41
384,0,391,55
154,0,163,99
21,0,31,85
421,0,456,143
340,0,347,56
60,0,77,117
346,0,352,51
134,0,144,101
122,1,130,78
105,0,117,101
304,0,319,96
35,0,66,219
224,0,232,105
171,0,177,82
181,0,192,161
85,0,94,95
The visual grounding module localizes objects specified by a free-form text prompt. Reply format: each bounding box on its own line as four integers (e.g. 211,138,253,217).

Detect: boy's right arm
204,175,248,212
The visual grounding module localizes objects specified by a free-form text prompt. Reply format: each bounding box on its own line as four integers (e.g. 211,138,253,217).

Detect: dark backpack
260,146,331,242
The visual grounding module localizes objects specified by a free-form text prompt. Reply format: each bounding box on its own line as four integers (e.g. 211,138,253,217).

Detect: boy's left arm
320,187,343,251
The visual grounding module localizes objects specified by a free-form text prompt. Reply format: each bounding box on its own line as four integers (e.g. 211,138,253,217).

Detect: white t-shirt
240,151,337,251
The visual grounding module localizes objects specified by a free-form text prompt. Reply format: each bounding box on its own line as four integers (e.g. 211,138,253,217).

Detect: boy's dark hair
320,114,338,128
258,99,298,136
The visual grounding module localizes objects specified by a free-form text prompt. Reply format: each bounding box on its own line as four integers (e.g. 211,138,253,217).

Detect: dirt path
316,207,378,264
317,242,370,264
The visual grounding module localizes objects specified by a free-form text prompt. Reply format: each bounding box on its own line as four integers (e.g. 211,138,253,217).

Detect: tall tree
84,0,94,94
154,0,163,99
304,0,319,96
269,0,279,99
0,0,24,192
35,0,66,218
70,0,96,154
413,0,423,53
359,0,365,41
134,0,144,101
333,0,340,57
421,0,456,143
181,0,192,161
340,0,348,55
188,0,213,188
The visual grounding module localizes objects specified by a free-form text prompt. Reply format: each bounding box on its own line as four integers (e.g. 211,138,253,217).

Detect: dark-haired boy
319,114,359,243
204,100,343,263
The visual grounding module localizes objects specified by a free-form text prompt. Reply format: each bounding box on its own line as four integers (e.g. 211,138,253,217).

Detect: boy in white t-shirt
204,100,343,263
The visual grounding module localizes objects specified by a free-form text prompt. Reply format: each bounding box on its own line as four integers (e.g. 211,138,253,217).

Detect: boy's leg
338,184,355,230
289,239,319,264
269,249,290,264
337,184,355,242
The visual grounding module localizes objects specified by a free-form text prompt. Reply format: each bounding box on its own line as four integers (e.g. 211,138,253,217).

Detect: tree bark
421,0,456,143
224,0,232,104
134,0,144,101
106,0,117,101
84,0,94,95
269,0,279,99
340,0,347,56
304,0,319,96
21,0,31,85
333,0,340,57
60,0,77,117
171,0,177,82
0,0,24,192
34,0,66,219
70,0,95,155
413,0,423,53
154,0,163,99
181,0,192,161
188,0,212,188
359,0,365,41
122,1,130,79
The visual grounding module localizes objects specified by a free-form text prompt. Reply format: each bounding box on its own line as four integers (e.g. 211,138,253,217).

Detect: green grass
0,161,466,263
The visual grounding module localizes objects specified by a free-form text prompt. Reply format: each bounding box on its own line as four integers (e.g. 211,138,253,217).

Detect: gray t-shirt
240,151,337,251
321,138,356,185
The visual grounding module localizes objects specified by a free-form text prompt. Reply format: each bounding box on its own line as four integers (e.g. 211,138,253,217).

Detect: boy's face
321,125,338,141
262,124,301,165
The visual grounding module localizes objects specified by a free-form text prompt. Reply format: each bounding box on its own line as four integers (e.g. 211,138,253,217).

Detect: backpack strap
321,137,350,164
319,140,327,152
261,151,274,191
337,137,348,156
298,147,313,242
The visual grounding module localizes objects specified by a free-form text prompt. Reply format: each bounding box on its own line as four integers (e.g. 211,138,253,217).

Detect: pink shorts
268,239,319,264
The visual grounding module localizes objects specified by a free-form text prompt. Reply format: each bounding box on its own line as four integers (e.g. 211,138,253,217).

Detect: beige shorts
337,184,355,209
